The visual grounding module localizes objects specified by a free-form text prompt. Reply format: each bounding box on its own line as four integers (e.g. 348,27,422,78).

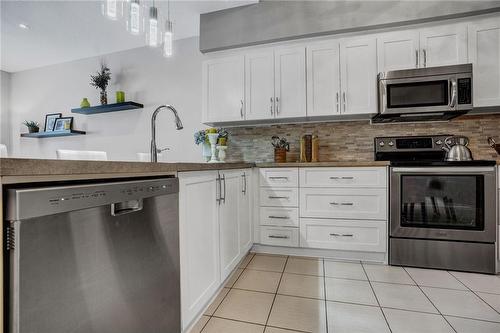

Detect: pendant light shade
127,0,142,35
103,0,118,20
163,19,173,57
147,6,159,47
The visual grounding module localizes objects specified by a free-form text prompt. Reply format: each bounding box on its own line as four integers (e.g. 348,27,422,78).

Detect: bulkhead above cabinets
202,14,500,126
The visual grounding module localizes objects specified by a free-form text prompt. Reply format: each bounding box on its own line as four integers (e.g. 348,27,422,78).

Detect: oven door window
400,175,484,230
387,80,449,108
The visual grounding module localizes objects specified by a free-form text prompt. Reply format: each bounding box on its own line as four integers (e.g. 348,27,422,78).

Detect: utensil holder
274,148,287,163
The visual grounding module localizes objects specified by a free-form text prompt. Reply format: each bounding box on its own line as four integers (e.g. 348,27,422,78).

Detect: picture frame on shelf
53,117,73,131
44,113,62,132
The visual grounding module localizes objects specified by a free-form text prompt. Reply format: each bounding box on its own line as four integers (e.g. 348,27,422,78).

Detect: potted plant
90,62,111,105
217,128,229,146
271,136,290,163
23,120,40,133
194,130,211,161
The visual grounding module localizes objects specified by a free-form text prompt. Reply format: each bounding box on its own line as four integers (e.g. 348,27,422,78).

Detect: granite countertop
0,158,254,183
256,161,391,168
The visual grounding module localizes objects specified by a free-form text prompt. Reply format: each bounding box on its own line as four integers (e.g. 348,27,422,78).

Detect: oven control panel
375,135,451,153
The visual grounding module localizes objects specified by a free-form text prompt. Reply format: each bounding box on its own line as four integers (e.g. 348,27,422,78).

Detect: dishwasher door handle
111,199,143,216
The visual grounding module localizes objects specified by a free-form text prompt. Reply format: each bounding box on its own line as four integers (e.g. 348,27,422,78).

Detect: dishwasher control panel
6,178,179,220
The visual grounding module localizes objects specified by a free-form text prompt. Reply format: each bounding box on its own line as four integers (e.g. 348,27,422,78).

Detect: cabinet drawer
260,188,299,207
300,188,387,220
260,226,299,247
260,207,299,227
300,218,387,252
300,167,387,188
260,168,299,187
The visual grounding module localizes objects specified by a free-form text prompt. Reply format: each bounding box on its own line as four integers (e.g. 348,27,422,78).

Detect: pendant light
103,0,118,20
163,0,173,57
127,0,142,35
147,1,159,47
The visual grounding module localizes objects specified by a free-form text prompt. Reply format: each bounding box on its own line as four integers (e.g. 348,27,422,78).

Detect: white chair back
0,144,8,157
56,149,108,161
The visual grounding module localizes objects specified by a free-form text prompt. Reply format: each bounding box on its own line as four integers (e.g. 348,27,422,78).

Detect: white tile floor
190,253,500,333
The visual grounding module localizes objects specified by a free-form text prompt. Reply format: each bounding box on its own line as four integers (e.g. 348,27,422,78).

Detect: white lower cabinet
261,226,299,247
300,187,387,220
260,187,299,207
179,171,220,330
179,169,252,330
300,218,387,252
260,207,299,227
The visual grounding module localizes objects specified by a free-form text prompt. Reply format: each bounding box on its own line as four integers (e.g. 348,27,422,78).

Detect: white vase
202,143,211,162
217,145,227,162
207,133,219,163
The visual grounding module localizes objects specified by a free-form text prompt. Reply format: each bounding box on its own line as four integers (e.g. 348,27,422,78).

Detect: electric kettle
442,136,473,161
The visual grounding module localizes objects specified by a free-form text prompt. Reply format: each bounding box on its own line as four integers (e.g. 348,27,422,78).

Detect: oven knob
435,140,442,145
388,141,394,147
379,141,385,147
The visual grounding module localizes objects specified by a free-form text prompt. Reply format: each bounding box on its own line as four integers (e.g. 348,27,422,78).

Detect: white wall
0,70,11,150
7,37,207,162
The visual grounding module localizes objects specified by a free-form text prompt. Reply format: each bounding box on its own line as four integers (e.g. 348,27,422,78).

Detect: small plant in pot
23,120,40,133
271,136,290,163
217,128,229,146
90,62,111,105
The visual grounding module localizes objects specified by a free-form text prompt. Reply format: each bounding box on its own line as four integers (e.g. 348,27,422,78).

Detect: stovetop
389,160,497,167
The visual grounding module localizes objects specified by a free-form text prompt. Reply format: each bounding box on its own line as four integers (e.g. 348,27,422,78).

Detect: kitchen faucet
150,105,184,162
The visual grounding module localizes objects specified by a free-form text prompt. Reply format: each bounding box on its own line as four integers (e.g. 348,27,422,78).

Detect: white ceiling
1,0,257,73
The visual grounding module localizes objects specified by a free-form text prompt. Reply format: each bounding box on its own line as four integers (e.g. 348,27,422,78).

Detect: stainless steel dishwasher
4,177,180,333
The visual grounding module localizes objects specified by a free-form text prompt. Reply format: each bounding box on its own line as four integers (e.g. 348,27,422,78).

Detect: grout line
361,261,393,333
444,314,500,324
447,271,500,316
402,267,457,333
265,255,289,327
210,315,266,328
322,258,329,333
265,324,311,333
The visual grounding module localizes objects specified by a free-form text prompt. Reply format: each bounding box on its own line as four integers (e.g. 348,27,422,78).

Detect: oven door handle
391,167,495,173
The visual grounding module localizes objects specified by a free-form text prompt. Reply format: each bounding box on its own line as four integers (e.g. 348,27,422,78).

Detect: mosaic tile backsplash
225,114,500,163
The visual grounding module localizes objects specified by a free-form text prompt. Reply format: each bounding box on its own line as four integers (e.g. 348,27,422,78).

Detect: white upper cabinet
202,55,245,123
340,36,378,115
245,51,275,120
306,41,341,116
274,46,307,118
468,17,500,107
377,30,420,72
419,24,467,67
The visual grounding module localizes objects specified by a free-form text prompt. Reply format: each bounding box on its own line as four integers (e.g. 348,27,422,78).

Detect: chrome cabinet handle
269,196,289,199
276,97,280,114
221,174,226,203
270,97,274,116
329,176,354,180
240,100,244,119
269,176,288,180
336,92,339,113
449,79,457,108
423,49,427,67
241,173,247,194
330,233,354,237
269,235,289,239
330,202,354,206
268,216,290,219
415,50,419,68
342,92,346,112
216,174,222,204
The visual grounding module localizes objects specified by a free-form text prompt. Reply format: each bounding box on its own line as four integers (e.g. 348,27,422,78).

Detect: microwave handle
449,79,457,108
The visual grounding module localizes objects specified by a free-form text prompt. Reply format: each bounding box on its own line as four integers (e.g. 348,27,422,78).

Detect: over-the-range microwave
373,64,473,123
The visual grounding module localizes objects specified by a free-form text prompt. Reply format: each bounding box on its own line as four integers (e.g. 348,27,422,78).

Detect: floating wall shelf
21,130,86,138
71,101,144,115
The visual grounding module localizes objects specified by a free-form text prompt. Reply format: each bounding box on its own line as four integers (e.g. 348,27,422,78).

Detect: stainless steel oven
389,166,497,273
374,64,473,123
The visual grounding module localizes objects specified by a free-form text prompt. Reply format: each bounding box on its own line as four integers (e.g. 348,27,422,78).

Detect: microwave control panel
457,78,472,105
